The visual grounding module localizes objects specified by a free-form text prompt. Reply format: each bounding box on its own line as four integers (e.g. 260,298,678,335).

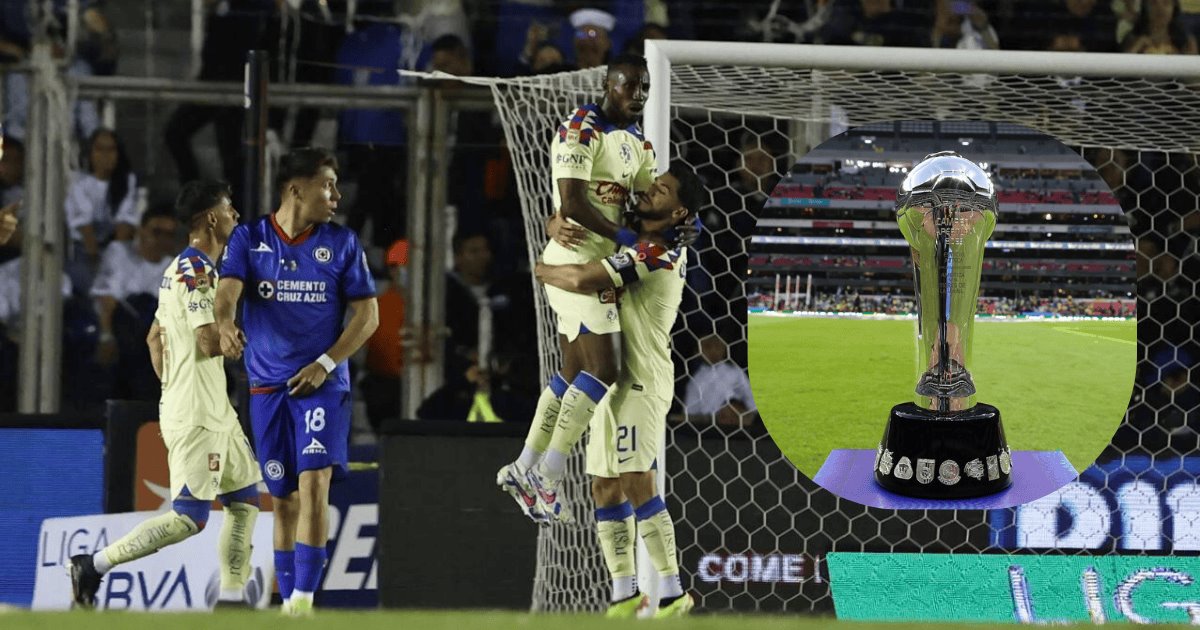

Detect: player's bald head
605,54,648,86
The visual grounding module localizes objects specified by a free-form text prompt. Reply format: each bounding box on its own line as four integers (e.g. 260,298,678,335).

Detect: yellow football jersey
600,242,688,399
154,247,240,433
545,103,657,265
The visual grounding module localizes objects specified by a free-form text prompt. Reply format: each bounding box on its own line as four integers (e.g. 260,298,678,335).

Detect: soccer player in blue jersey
214,148,378,616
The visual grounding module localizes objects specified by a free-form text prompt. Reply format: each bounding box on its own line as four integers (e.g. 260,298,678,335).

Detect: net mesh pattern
487,54,1200,614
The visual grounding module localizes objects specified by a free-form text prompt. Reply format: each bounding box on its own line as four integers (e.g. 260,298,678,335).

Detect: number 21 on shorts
304,407,326,433
617,425,637,453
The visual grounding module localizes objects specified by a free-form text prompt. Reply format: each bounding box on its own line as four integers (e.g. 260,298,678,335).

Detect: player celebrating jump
498,54,659,523
69,180,262,609
215,148,378,616
536,166,705,618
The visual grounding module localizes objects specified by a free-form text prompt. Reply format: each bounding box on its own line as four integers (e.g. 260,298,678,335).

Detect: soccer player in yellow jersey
69,180,262,609
535,166,705,618
498,54,661,522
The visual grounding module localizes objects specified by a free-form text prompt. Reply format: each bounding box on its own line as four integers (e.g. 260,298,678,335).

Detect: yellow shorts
585,382,669,478
542,240,620,342
162,425,262,501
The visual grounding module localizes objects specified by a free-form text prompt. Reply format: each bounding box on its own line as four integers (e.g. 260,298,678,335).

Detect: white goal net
486,42,1200,614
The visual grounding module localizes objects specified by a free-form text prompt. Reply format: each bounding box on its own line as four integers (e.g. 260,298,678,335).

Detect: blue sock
294,542,327,594
274,549,296,600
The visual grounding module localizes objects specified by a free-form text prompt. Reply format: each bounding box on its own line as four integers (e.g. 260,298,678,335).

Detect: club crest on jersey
314,246,333,263
176,255,213,292
208,453,221,472
620,142,633,164
258,280,275,300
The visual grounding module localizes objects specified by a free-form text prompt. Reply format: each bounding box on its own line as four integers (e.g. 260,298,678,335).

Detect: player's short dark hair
452,229,489,254
668,163,705,219
431,34,468,54
276,147,339,195
606,54,647,80
176,179,232,229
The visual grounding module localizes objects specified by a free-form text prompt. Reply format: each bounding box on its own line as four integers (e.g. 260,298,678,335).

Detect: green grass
748,315,1137,476
0,610,1163,629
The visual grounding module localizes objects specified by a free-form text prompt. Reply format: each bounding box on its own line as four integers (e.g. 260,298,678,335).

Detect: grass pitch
0,610,1160,629
748,315,1137,477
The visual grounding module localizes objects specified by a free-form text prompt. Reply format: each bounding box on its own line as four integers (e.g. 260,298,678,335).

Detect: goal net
485,42,1200,614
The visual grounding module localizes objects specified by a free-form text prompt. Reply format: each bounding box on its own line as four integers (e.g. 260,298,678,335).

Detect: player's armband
604,251,640,287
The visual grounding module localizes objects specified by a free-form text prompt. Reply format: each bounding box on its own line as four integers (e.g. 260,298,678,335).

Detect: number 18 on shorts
250,384,351,497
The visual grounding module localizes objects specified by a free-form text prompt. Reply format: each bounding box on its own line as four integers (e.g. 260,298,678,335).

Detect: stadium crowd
0,0,1195,434
750,291,1136,318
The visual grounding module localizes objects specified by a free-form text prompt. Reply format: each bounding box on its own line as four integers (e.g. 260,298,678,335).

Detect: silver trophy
875,151,1012,498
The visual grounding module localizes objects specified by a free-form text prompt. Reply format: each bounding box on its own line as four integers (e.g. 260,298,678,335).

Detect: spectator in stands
621,22,667,56
437,229,538,416
76,3,118,75
444,230,494,385
164,0,278,203
430,33,473,76
529,41,568,74
1121,0,1198,54
280,1,344,147
490,0,564,76
91,206,178,399
516,21,568,74
816,0,931,47
362,239,410,430
570,8,615,69
1056,0,1120,52
932,0,999,50
684,334,758,427
0,137,23,259
66,128,140,297
335,1,411,247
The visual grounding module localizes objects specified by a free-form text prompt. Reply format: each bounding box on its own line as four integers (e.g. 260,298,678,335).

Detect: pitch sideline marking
1054,327,1137,345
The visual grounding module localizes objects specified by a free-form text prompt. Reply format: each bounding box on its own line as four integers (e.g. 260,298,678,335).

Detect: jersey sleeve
600,242,679,288
633,140,657,193
551,116,597,182
340,232,377,300
183,274,217,331
221,224,250,281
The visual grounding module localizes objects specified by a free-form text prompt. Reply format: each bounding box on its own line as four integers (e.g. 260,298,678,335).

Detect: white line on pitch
1055,328,1137,344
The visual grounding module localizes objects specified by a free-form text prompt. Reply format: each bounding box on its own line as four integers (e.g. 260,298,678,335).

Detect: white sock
93,550,113,575
516,446,541,472
540,450,568,481
292,590,314,603
659,574,683,599
219,588,243,602
613,575,637,601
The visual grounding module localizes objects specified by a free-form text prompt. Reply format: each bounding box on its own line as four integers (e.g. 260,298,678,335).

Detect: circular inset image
747,121,1136,509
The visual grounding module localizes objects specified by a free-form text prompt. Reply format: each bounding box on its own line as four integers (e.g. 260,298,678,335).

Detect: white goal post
482,41,1200,615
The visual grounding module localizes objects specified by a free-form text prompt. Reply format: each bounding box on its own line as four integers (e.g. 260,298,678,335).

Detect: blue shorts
249,381,350,498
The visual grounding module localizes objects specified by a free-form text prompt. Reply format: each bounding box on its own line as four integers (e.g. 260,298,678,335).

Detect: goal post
482,42,1200,615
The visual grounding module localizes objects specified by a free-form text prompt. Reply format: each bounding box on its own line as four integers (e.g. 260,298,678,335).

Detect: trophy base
874,402,1012,499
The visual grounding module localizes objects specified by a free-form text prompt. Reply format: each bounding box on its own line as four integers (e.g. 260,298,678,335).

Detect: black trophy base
874,402,1012,499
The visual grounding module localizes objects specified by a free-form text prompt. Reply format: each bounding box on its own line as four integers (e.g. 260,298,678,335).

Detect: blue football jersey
221,215,376,391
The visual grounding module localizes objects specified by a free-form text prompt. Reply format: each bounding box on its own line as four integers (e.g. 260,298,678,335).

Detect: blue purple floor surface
813,449,1077,510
